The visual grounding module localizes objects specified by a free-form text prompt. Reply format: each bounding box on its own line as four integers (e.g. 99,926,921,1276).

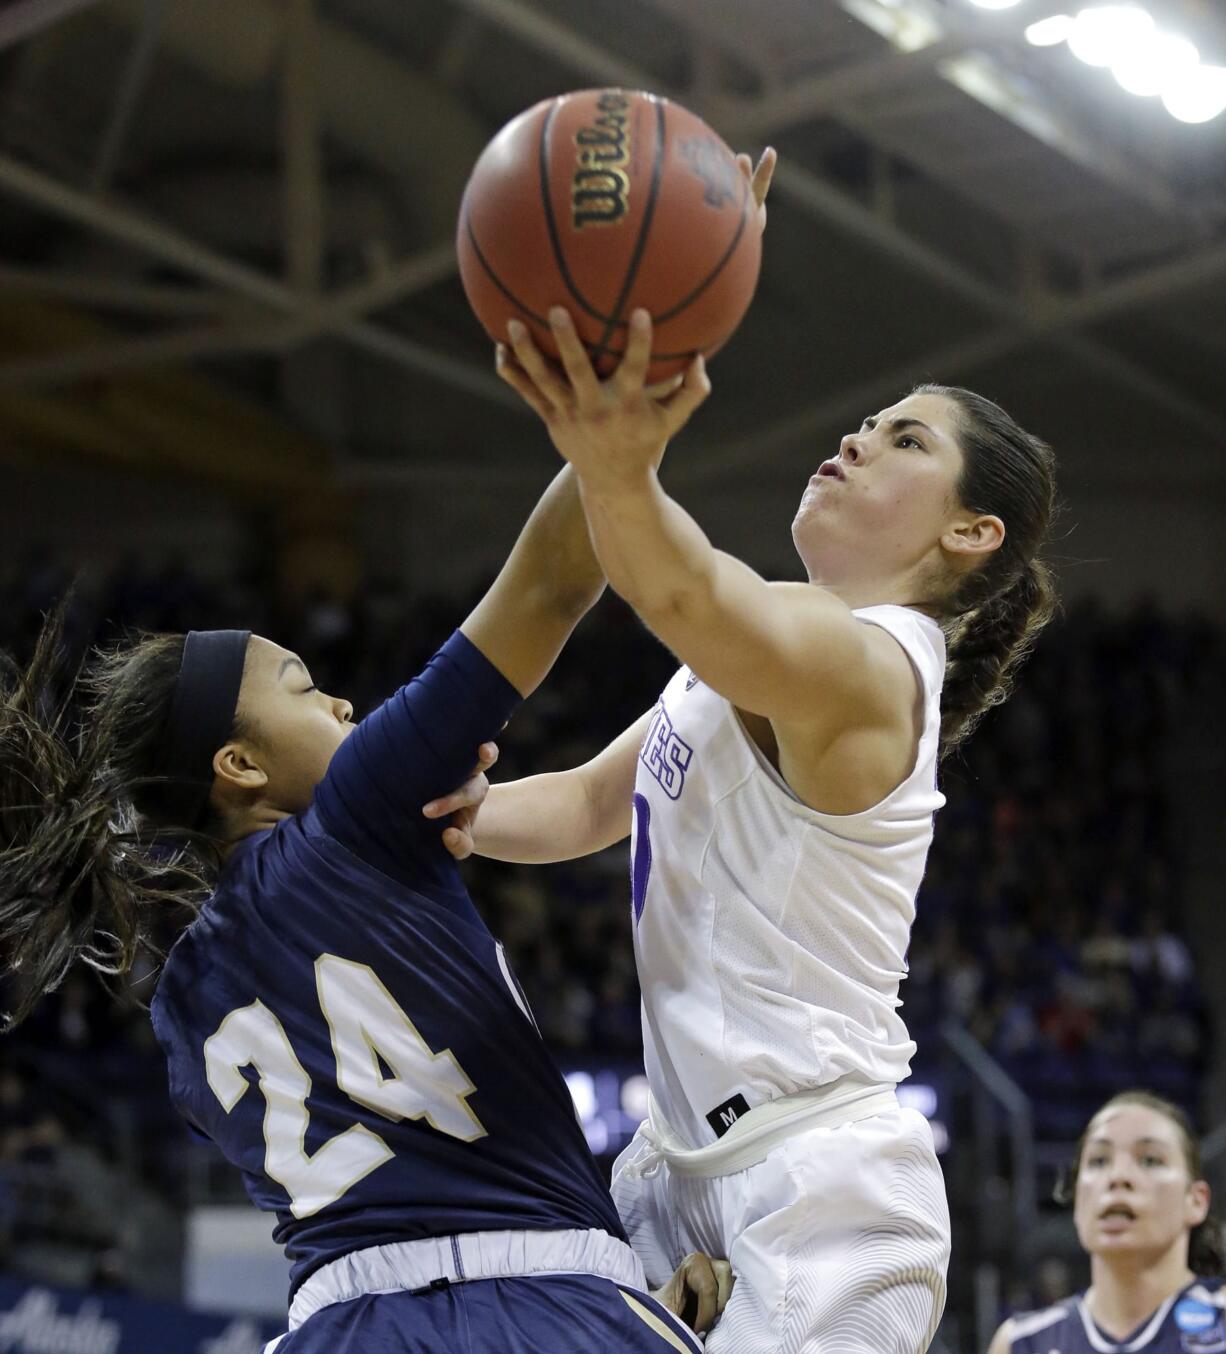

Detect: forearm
505,465,605,619
469,711,647,861
577,473,872,723
578,470,718,625
472,776,629,864
461,466,606,697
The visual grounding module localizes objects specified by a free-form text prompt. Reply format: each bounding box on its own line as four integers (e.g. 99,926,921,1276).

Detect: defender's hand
735,145,776,234
422,741,498,859
653,1251,735,1336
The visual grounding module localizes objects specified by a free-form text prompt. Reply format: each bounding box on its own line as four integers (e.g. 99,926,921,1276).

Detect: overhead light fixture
853,0,1224,123
1112,30,1199,97
1067,5,1153,68
839,0,944,52
1025,15,1074,46
1162,63,1226,123
1030,3,1226,122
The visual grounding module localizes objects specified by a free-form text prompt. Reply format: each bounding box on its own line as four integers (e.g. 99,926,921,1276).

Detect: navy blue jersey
151,631,625,1298
1010,1279,1226,1353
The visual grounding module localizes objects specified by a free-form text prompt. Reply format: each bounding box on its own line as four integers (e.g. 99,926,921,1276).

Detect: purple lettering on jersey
630,793,651,923
639,703,693,800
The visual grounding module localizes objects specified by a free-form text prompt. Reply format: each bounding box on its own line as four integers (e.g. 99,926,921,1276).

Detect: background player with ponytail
431,211,1059,1348
990,1091,1226,1353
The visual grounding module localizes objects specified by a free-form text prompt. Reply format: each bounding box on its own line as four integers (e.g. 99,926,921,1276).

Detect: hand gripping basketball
497,306,709,487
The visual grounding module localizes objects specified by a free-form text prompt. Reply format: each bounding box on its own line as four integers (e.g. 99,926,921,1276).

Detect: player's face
232,636,355,814
1073,1104,1210,1263
791,392,978,591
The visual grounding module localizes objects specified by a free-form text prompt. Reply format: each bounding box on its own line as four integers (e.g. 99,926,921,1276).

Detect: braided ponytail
940,557,1058,749
911,384,1059,755
0,604,220,1030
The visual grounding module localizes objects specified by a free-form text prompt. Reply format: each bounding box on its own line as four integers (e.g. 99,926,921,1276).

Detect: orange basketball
456,89,762,384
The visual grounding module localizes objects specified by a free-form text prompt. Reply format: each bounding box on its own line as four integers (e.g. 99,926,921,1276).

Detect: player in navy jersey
990,1091,1226,1354
0,459,731,1351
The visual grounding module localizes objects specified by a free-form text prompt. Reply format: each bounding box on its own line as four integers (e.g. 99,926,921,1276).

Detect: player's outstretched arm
502,310,912,743
460,459,604,699
426,710,650,863
316,466,602,878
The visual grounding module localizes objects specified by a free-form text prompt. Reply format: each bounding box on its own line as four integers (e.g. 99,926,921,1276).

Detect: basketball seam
590,97,667,364
652,166,753,324
463,210,551,329
463,209,606,357
538,96,617,327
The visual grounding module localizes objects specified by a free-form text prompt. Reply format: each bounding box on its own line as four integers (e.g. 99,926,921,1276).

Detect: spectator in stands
0,1060,66,1164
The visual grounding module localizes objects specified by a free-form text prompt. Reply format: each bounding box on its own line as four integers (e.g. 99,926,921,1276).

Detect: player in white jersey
428,165,1059,1350
989,1091,1226,1354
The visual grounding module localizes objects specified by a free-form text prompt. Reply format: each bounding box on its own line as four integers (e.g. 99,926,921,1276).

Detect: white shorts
611,1104,950,1354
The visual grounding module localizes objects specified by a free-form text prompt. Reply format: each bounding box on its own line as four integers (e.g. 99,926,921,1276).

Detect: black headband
156,629,251,830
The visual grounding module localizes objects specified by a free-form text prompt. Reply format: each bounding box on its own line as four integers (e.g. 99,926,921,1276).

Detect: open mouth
1099,1204,1137,1222
817,460,845,481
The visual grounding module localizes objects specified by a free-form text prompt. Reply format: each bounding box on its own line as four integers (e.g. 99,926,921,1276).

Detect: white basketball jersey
629,604,947,1148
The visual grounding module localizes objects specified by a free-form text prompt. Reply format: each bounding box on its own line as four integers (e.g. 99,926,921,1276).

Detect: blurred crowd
0,546,1219,1282
903,593,1216,1139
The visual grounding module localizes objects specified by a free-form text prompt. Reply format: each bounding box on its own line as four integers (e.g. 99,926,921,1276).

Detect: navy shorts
269,1274,703,1352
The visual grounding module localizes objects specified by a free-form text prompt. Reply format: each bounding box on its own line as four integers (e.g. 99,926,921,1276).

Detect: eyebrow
1086,1136,1172,1149
862,415,937,438
278,656,307,679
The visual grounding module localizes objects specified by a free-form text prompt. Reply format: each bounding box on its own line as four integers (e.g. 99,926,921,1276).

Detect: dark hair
1056,1090,1226,1274
0,603,233,1030
912,384,1058,753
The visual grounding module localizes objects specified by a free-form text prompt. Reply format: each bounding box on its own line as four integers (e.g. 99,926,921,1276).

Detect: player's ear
1187,1178,1211,1229
941,511,1004,562
212,742,268,791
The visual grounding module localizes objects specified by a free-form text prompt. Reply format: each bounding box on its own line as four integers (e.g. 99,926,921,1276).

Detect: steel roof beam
281,0,325,295
447,0,653,89
0,152,516,406
726,38,966,137
0,265,241,316
0,0,108,51
89,0,171,193
691,235,1226,484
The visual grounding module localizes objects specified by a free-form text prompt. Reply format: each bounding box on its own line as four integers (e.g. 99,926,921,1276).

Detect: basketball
456,88,762,383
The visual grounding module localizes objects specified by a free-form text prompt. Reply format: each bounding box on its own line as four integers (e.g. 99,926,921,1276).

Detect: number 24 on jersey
203,954,484,1218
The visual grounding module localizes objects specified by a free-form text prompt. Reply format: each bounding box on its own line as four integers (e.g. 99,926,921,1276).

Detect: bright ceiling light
1162,63,1226,122
967,0,1024,9
1025,14,1074,45
839,0,944,53
1068,5,1154,68
1112,30,1199,97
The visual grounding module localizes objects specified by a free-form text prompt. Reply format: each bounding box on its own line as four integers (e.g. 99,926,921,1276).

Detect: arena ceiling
0,0,1224,508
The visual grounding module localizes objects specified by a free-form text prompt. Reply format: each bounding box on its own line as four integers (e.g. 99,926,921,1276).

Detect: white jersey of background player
430,153,1059,1352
